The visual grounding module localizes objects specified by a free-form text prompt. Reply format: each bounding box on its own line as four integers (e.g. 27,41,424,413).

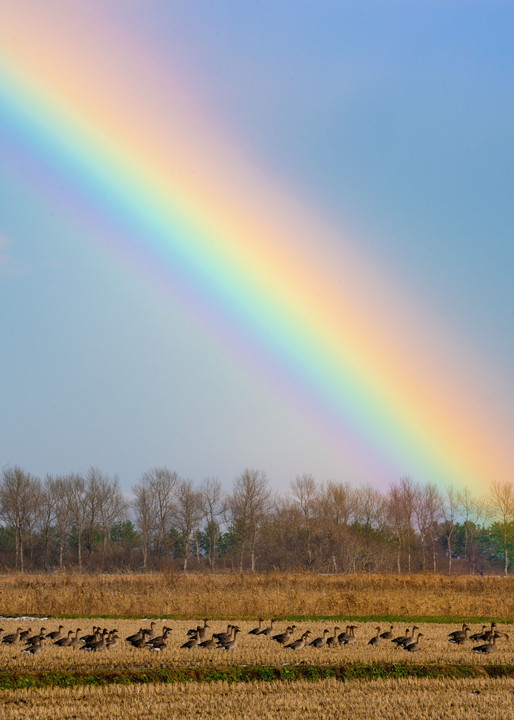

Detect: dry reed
1,572,513,618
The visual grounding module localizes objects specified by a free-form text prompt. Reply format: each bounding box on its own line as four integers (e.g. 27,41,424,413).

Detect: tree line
0,465,513,575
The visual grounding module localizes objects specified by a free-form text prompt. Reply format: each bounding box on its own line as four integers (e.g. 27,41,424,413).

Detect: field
0,573,512,719
2,678,514,720
1,572,513,618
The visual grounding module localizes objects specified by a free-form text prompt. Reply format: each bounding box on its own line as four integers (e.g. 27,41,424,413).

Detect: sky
0,1,512,495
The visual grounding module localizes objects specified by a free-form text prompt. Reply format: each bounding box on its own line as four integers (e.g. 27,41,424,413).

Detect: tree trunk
446,532,452,575
77,527,82,572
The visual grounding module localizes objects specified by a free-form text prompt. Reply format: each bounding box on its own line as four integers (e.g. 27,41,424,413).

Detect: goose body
2,628,22,645
404,632,423,652
285,631,312,650
249,618,264,635
46,625,65,640
368,627,382,646
326,627,340,648
310,629,330,648
54,630,74,647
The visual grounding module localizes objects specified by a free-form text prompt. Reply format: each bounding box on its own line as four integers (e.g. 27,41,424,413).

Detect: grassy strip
4,614,512,624
1,664,513,690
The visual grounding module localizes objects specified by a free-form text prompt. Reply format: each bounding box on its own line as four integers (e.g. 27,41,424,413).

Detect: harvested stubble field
1,678,514,720
0,618,512,677
0,573,512,719
1,572,513,618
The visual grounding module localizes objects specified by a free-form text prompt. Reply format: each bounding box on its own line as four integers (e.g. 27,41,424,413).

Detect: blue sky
1,1,513,493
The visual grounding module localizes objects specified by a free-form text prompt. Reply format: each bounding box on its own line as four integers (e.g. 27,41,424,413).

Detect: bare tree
440,485,459,575
95,472,127,569
39,480,56,569
488,480,514,577
354,484,386,532
386,477,416,573
46,475,73,570
61,474,87,571
174,479,203,570
229,469,272,572
132,480,156,571
413,483,442,572
458,487,488,574
0,467,41,572
83,467,105,563
290,474,317,566
200,477,226,569
131,467,178,568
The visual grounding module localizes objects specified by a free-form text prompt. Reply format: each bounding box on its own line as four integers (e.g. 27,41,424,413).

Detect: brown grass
1,677,513,719
1,572,513,618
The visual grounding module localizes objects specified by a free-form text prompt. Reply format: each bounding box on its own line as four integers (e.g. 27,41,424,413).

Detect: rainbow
0,6,510,490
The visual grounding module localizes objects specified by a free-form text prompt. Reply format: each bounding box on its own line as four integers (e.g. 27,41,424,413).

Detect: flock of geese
0,619,509,656
447,622,510,654
0,625,122,655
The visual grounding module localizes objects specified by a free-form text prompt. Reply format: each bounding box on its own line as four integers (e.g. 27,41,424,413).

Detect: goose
46,625,65,641
285,631,312,650
106,631,119,648
19,628,32,641
146,627,171,651
380,625,394,640
24,628,47,646
81,627,99,644
142,621,157,639
473,634,497,654
54,630,74,647
340,625,358,645
391,628,410,646
22,636,45,655
367,627,382,646
449,626,470,644
393,627,418,648
214,624,234,644
403,630,423,650
198,633,219,649
482,623,498,642
197,619,210,642
217,625,239,648
69,628,83,649
404,632,423,652
337,626,351,644
125,628,144,644
181,629,200,649
448,623,468,641
128,634,148,649
272,626,296,646
219,627,240,651
310,629,330,648
258,619,276,637
2,627,22,645
470,625,488,642
248,618,264,635
81,628,108,651
187,618,209,641
326,627,340,648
